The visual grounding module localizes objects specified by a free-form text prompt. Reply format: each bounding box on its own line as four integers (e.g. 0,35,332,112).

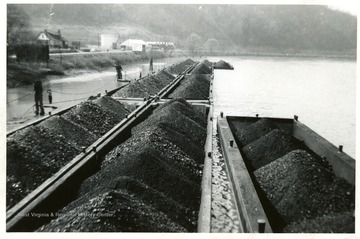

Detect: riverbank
209,45,356,59
7,51,169,88
7,48,355,88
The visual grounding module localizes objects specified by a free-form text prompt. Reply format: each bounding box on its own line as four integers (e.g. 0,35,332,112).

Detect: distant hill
12,4,357,54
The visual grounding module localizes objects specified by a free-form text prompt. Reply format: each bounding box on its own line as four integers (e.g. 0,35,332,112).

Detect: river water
6,57,187,131
7,56,356,158
209,56,356,159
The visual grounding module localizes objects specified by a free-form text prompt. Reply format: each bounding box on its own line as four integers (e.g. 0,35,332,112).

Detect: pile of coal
203,59,213,68
155,69,175,81
114,69,174,98
254,149,355,232
39,116,97,148
145,75,172,91
62,101,122,137
242,129,302,170
233,118,279,147
214,60,234,70
93,96,130,118
37,188,187,232
38,99,206,232
116,80,159,98
191,62,212,74
230,118,302,170
283,212,355,233
183,58,195,65
168,74,210,99
7,96,129,209
229,117,355,232
113,82,150,98
166,59,195,75
7,125,80,209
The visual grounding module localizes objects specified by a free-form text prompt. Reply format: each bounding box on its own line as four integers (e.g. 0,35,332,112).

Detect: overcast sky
328,3,358,15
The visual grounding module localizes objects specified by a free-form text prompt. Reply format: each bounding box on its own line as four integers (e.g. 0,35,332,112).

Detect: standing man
34,81,45,115
115,62,123,80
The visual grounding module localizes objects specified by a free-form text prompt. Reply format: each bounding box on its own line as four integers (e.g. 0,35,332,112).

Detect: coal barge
217,115,355,233
6,58,354,233
7,59,213,232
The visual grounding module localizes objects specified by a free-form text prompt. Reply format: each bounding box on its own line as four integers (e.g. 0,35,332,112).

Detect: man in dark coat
34,81,45,115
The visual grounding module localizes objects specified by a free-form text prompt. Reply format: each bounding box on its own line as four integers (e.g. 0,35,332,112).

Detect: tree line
9,4,357,54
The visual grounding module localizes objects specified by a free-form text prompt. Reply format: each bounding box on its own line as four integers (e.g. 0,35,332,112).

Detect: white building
100,34,121,49
120,39,147,52
147,41,175,51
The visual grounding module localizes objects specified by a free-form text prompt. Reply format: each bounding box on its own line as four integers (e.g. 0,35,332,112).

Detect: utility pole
149,57,153,73
34,81,45,115
59,46,62,68
98,34,100,48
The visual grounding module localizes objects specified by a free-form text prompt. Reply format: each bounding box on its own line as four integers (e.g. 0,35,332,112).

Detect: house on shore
37,30,68,49
120,39,147,52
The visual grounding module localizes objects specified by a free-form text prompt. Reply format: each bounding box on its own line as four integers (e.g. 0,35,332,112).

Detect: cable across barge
217,114,355,233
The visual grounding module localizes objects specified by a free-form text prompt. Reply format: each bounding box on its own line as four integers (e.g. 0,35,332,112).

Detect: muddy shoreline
7,51,169,88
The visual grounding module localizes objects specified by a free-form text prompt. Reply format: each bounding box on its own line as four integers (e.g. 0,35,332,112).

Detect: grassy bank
8,48,355,88
7,51,168,88
50,51,168,71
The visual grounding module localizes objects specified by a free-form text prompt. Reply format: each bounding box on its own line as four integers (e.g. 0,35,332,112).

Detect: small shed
120,39,147,52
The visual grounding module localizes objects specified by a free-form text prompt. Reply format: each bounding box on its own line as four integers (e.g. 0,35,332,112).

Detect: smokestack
58,30,61,36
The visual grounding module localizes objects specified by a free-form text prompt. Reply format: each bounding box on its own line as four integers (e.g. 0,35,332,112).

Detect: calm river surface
7,55,356,158
6,57,187,130
209,56,356,158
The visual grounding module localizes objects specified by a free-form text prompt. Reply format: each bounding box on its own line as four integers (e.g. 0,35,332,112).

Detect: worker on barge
115,62,123,80
34,81,45,116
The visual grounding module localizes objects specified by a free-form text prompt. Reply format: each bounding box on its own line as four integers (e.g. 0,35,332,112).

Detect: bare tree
203,38,219,54
186,33,202,56
7,5,33,45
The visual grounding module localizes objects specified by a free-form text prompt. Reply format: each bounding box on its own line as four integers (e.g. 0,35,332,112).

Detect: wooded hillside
9,4,357,54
